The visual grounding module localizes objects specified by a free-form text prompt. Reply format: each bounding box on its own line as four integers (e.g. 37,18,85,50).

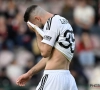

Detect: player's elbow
41,50,51,58
41,44,52,58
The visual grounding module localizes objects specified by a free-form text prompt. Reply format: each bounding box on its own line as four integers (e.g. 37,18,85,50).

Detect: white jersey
41,15,75,61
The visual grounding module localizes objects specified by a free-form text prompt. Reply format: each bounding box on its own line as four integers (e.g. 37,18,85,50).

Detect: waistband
43,70,70,74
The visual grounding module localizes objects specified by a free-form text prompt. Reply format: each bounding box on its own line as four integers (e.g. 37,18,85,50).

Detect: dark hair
24,5,38,22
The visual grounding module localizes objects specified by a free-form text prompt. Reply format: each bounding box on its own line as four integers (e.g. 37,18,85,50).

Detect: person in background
0,67,12,88
73,0,95,35
61,0,76,25
0,15,7,50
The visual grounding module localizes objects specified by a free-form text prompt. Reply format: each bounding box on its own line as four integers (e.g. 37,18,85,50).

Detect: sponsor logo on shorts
43,35,52,41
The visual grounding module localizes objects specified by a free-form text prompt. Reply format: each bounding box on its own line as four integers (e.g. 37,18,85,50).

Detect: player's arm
34,26,58,58
27,22,53,58
27,20,58,58
16,57,48,86
35,32,53,58
27,57,48,76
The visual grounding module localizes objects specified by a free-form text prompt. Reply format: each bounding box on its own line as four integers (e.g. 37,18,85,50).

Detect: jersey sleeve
41,18,59,47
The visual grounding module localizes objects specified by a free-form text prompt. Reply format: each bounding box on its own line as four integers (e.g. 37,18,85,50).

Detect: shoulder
51,15,68,24
51,15,69,27
45,15,61,30
44,15,69,32
86,5,94,10
47,15,61,26
86,5,95,13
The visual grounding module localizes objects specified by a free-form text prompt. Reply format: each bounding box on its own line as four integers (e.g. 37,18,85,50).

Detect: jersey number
59,30,75,53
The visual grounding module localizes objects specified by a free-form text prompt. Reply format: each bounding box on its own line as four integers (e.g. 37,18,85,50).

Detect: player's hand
16,73,32,86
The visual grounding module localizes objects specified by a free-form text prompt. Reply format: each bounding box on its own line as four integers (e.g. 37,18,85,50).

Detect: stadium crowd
0,0,100,90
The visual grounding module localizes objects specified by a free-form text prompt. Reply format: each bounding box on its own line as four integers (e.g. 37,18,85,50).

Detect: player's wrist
27,70,34,77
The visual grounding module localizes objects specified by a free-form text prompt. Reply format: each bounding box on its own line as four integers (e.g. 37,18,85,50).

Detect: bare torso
45,48,70,70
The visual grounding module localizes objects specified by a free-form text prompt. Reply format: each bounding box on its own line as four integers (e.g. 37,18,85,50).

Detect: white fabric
36,70,78,90
42,15,75,61
27,21,44,37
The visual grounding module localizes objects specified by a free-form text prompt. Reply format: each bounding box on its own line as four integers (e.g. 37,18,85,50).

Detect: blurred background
0,0,100,90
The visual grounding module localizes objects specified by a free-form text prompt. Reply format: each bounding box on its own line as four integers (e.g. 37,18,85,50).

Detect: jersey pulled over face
41,15,75,61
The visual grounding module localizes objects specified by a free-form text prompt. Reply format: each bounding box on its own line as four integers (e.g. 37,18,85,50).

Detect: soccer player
16,5,78,90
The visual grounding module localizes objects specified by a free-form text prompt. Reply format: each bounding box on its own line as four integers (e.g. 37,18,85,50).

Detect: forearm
35,32,45,52
27,57,48,77
27,21,45,52
27,22,52,57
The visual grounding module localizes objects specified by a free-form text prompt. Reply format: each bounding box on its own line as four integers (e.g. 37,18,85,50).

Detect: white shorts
36,70,78,90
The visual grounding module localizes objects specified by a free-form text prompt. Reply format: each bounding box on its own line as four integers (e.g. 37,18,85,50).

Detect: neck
42,12,54,25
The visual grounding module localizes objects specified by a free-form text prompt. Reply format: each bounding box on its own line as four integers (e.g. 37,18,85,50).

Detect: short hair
24,5,38,22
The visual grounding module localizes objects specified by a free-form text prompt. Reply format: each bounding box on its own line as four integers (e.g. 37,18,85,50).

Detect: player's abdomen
45,48,70,70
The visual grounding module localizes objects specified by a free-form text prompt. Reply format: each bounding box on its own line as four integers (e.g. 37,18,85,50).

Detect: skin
16,11,70,87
